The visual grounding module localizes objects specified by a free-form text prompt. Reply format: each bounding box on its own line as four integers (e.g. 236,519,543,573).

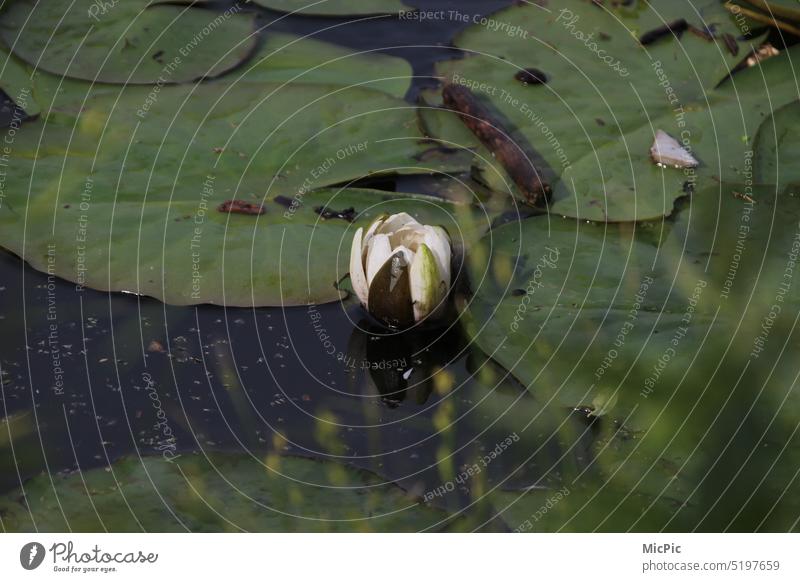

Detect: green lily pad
0,453,447,532
463,183,800,428
0,74,475,306
462,388,697,531
238,31,412,98
1,14,414,99
0,42,38,116
754,100,800,194
0,178,468,307
485,324,800,532
489,410,800,532
462,333,800,531
250,0,411,17
423,0,797,222
0,0,258,84
489,439,693,531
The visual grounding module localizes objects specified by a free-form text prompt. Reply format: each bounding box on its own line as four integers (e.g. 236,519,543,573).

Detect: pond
1,0,799,532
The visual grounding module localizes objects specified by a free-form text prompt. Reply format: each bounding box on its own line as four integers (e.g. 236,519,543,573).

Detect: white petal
362,215,386,252
389,225,427,251
409,243,442,322
376,212,420,235
393,244,416,267
650,130,698,168
349,227,370,306
423,225,451,289
366,234,393,286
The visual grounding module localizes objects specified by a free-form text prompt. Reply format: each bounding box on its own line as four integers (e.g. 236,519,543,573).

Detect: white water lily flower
350,213,451,328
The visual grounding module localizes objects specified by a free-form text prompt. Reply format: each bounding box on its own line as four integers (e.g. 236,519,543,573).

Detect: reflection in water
346,319,466,408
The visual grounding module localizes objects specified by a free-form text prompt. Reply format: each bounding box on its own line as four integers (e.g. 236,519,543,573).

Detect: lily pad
1,16,414,99
0,453,447,532
0,74,475,306
463,184,800,428
250,0,412,17
484,320,800,532
464,188,800,531
0,42,38,116
0,178,468,307
0,0,258,83
238,31,413,98
489,434,693,531
754,100,800,194
490,406,800,532
423,0,796,222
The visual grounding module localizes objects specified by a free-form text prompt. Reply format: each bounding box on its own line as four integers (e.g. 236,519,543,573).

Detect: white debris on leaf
650,130,699,169
747,44,779,68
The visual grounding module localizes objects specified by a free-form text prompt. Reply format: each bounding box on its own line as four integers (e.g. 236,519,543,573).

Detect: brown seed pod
442,83,551,207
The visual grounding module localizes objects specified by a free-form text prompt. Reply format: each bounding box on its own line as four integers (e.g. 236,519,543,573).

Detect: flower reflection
345,319,466,408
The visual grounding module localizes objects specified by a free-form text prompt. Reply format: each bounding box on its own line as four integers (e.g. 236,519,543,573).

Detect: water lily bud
349,213,451,328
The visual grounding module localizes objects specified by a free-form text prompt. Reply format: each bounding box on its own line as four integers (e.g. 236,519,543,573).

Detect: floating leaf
423,0,796,222
463,184,800,427
0,75,474,306
489,436,693,531
237,30,413,98
489,342,800,532
0,453,447,532
0,0,258,83
754,100,800,194
0,42,38,115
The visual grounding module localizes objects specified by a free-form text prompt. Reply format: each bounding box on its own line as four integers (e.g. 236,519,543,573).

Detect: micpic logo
20,542,46,570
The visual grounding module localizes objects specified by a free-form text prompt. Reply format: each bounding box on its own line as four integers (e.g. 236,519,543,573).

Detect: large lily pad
754,100,800,193
486,420,695,532
483,328,800,532
2,28,415,103
489,403,800,531
461,184,800,530
0,453,447,532
0,0,258,83
463,183,800,429
422,0,797,222
455,347,800,531
251,0,411,17
238,31,413,98
0,73,475,306
0,43,38,116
